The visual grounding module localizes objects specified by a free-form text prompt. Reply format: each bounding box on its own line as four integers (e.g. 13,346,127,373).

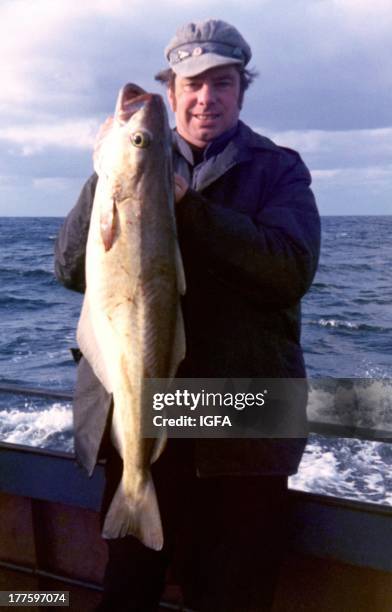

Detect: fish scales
76,84,186,550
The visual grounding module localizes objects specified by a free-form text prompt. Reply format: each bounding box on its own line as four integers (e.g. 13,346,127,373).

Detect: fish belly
78,185,184,550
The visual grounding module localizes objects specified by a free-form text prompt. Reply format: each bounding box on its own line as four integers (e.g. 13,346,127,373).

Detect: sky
0,0,391,216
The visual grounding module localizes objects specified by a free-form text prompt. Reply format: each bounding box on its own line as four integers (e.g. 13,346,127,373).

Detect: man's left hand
174,173,189,203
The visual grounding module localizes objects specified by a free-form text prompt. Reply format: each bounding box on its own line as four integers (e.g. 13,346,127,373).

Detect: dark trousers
97,439,289,612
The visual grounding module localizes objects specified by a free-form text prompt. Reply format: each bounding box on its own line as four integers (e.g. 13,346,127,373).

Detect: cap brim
171,53,243,78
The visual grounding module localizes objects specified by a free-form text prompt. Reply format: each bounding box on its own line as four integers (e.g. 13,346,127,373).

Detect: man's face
167,65,241,148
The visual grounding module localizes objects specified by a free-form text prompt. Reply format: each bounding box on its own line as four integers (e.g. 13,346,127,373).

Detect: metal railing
0,383,72,401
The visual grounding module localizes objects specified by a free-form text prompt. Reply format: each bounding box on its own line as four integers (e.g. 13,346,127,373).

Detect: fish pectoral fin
175,241,186,295
102,476,163,551
100,197,117,251
168,305,186,379
76,295,113,393
151,431,167,464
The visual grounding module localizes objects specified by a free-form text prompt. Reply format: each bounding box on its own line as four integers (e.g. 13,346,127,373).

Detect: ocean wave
317,262,375,272
307,379,392,432
355,363,392,380
314,318,388,332
290,434,391,506
20,268,55,280
0,402,74,453
318,318,360,329
0,295,62,309
353,297,392,306
0,269,55,285
309,282,343,292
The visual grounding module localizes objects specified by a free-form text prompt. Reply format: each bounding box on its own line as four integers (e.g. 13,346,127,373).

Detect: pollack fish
77,83,186,550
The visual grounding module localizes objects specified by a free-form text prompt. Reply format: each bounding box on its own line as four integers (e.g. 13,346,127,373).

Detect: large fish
77,84,186,550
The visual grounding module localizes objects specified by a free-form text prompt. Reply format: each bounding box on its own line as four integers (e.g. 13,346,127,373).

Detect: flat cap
165,19,252,77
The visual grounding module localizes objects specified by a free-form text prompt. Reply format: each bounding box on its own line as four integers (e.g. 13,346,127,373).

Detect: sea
0,215,391,508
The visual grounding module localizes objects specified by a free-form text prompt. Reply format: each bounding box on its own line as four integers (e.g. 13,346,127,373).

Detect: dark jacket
55,120,320,476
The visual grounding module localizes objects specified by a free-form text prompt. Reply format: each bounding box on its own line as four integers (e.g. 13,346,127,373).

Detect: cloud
0,0,391,215
251,125,392,215
1,0,391,128
241,0,392,130
0,173,85,216
32,177,80,191
312,163,392,216
259,127,392,169
312,165,392,196
0,120,98,155
0,0,149,118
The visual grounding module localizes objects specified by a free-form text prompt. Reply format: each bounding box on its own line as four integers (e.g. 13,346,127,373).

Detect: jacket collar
173,120,279,159
172,121,278,191
172,123,238,166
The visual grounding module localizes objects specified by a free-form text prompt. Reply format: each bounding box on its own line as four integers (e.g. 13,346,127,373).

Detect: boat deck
0,442,391,611
0,568,185,611
0,565,102,612
1,549,391,611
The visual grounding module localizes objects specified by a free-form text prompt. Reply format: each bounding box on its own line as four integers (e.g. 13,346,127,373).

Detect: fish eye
130,131,151,148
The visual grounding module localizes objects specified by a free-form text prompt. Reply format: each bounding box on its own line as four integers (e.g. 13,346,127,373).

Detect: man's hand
174,173,189,203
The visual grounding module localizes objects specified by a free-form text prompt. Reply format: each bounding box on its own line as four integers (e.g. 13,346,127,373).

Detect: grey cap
165,19,252,78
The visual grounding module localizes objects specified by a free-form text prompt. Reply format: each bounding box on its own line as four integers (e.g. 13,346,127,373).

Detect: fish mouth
114,83,154,122
115,83,146,121
115,84,165,125
117,99,147,123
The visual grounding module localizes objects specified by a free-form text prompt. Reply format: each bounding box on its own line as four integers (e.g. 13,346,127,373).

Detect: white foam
290,435,391,506
0,402,74,453
307,380,392,432
318,318,359,329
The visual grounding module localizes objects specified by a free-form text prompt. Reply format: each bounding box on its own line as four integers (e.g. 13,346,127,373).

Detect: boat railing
0,382,73,401
1,382,390,443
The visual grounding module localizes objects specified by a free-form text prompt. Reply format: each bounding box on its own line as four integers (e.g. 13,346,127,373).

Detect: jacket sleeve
176,150,321,308
54,173,98,293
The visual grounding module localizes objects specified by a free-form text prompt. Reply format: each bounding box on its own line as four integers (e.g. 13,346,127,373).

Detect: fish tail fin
101,476,163,551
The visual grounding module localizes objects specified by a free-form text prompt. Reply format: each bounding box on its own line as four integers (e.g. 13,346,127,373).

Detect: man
55,18,320,612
